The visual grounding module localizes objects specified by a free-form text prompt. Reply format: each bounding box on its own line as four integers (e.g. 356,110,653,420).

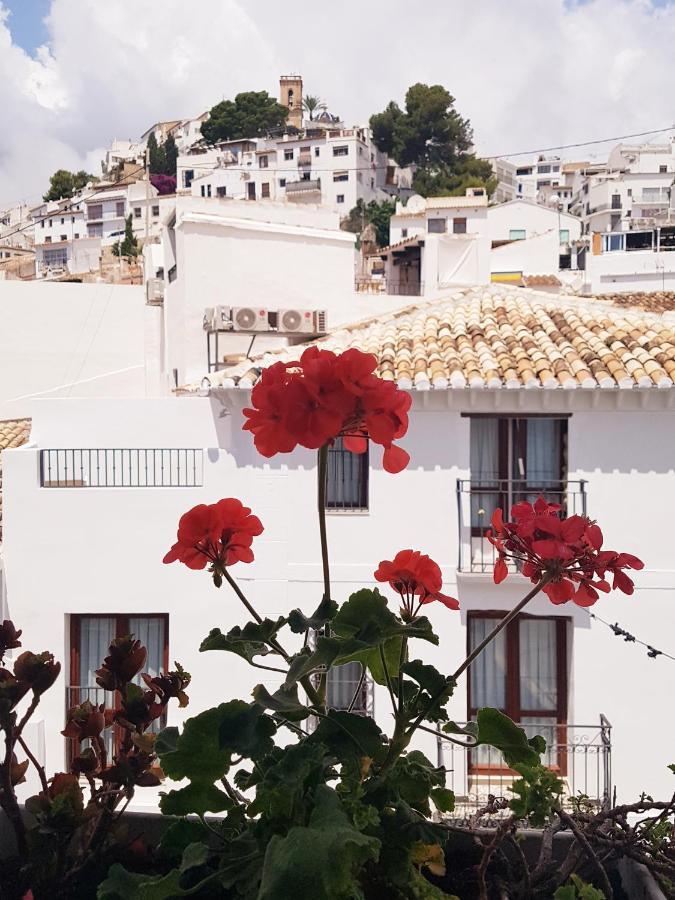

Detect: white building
488,199,583,283
30,197,100,279
490,158,517,204
583,224,675,294
179,125,390,213
2,285,675,809
0,202,33,250
514,155,564,203
376,190,490,295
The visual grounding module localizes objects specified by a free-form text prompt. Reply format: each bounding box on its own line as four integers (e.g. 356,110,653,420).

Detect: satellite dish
405,194,426,214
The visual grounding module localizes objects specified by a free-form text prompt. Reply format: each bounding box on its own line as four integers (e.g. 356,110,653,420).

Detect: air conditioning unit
232,306,270,332
146,278,164,305
277,308,328,334
203,305,232,331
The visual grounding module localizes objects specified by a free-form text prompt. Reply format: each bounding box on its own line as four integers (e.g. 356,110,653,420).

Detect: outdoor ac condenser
231,306,270,332
203,306,232,331
277,308,328,334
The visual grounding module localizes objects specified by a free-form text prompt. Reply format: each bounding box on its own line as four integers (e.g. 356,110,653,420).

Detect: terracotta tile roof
190,286,675,393
425,195,488,209
0,419,31,542
368,234,422,255
522,275,561,287
594,291,675,313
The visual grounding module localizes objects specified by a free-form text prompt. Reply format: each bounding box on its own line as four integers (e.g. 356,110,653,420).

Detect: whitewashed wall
2,389,675,807
585,248,675,293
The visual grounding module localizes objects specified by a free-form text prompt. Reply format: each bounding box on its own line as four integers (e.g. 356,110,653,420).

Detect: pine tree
163,134,178,176
147,133,166,175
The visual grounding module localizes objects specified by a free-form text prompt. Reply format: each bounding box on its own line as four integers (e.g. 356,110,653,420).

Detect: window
261,182,270,198
40,220,44,228
74,233,79,239
152,205,160,217
88,224,103,237
60,217,65,225
279,178,286,188
427,218,446,234
217,186,227,197
259,155,268,169
537,164,551,174
325,437,368,510
88,205,102,221
333,171,349,182
71,216,75,223
43,247,67,267
44,236,52,243
453,217,467,234
401,228,408,238
183,169,194,188
302,172,311,181
559,229,570,244
468,612,568,770
516,167,532,176
314,147,320,157
284,149,294,161
60,234,67,241
627,188,632,197
611,194,621,209
509,228,526,240
68,614,168,760
116,201,125,217
133,206,142,218
469,416,567,530
552,165,560,173
333,145,349,156
660,165,668,173
49,219,53,226
247,183,256,200
537,180,551,189
336,194,345,203
327,662,369,714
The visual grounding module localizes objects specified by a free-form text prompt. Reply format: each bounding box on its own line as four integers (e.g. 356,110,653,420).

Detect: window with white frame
327,662,369,714
333,145,349,156
427,218,446,234
284,149,294,161
325,437,368,510
259,155,268,169
333,171,349,182
336,194,345,204
509,229,526,240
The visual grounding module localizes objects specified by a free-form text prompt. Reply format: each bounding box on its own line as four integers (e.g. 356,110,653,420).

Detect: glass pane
470,418,500,528
521,716,558,768
469,617,506,709
129,616,166,732
76,616,116,757
519,619,557,711
327,662,364,711
326,437,367,509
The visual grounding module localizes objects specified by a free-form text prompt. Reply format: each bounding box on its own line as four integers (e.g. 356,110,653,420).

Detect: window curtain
469,617,506,709
327,661,365,711
469,419,500,528
76,617,116,755
326,438,367,509
130,616,166,732
519,619,557,711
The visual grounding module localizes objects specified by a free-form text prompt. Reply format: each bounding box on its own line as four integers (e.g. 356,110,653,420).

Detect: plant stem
1,714,27,856
452,574,552,683
379,645,397,714
16,734,48,793
317,444,331,604
346,666,367,713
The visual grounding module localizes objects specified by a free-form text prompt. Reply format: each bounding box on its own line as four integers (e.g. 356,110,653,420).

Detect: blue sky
3,0,50,53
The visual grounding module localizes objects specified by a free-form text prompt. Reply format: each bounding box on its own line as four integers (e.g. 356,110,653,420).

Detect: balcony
285,179,322,203
297,151,312,167
638,190,671,204
39,448,204,488
456,478,588,574
436,716,612,823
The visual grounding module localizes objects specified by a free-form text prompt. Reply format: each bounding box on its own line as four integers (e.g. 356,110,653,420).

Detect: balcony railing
436,716,612,823
456,478,587,573
40,448,204,488
638,190,671,204
285,178,321,194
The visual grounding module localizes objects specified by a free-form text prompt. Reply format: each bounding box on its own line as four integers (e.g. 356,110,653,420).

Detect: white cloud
2,0,675,207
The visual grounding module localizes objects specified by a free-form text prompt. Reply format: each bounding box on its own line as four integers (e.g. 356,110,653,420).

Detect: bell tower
280,75,303,129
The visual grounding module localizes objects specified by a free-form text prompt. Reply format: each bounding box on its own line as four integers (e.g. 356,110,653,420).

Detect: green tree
43,168,95,201
147,132,166,175
200,91,289,144
112,214,139,258
163,133,178,176
370,83,494,198
343,198,396,247
302,94,327,121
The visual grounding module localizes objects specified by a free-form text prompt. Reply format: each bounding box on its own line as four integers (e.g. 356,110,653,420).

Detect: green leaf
430,786,455,813
160,782,232,817
218,700,276,759
288,596,338,634
401,660,454,721
97,864,184,900
442,721,479,738
179,841,210,874
385,751,447,816
258,785,380,900
158,819,209,861
310,710,386,763
200,616,287,663
248,741,329,824
509,763,563,827
252,683,312,721
158,704,236,783
155,726,179,757
475,708,545,768
333,589,438,650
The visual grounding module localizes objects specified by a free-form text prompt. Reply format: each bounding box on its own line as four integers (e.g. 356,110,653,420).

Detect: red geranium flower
488,497,643,607
242,347,411,473
163,498,263,575
374,549,459,618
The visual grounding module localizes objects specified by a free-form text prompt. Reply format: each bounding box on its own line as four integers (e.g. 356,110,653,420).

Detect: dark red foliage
149,173,176,195
488,497,644,607
62,700,112,742
242,347,411,473
95,636,147,691
374,549,459,617
13,651,61,695
163,498,263,573
0,620,22,660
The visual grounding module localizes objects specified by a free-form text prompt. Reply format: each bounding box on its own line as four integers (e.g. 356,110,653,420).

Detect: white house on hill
2,285,675,809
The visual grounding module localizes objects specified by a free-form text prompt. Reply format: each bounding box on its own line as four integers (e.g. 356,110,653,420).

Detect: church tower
280,75,303,129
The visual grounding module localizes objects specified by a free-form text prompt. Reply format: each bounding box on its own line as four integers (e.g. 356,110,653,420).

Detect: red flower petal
493,556,508,584
382,444,410,474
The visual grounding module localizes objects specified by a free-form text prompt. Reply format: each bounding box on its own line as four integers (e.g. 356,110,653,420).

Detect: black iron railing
436,716,612,823
456,478,587,573
40,448,204,488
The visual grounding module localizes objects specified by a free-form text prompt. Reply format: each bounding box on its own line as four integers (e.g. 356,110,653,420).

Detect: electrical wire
584,608,675,662
481,125,675,160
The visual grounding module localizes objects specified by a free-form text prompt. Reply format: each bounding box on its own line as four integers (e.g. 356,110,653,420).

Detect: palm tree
302,95,327,122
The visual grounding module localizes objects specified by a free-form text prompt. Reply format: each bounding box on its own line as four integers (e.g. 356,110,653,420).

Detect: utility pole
143,145,151,285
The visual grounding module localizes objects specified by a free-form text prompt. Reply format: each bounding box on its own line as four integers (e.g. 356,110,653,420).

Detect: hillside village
1,72,675,869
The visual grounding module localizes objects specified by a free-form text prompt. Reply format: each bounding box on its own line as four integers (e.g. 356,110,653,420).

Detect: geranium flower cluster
242,347,412,474
164,498,264,574
375,549,459,618
488,497,644,607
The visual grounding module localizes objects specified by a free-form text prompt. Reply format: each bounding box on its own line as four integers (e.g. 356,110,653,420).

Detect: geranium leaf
97,863,185,899
310,710,387,762
218,701,276,759
257,785,380,900
252,683,312,721
160,781,232,817
288,596,338,634
430,786,455,813
475,708,545,768
200,617,287,663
